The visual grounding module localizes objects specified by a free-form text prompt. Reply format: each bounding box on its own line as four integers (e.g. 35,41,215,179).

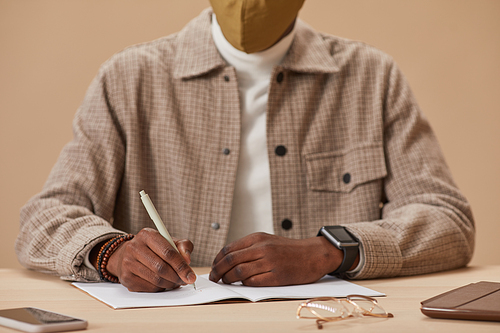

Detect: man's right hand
104,228,196,292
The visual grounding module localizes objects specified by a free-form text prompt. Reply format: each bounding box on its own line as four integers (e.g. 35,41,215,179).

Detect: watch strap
331,244,358,275
318,226,359,275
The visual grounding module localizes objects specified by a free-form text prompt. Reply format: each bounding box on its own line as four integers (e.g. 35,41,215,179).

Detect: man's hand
104,228,196,292
209,232,352,286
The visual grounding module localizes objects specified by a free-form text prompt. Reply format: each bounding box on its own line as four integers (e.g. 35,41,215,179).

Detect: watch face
331,227,355,242
322,226,358,247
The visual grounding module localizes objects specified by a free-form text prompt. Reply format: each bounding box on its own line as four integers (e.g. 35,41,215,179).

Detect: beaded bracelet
96,234,134,283
95,237,115,272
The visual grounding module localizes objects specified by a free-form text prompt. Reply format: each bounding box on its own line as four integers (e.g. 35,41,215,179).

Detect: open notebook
73,274,385,309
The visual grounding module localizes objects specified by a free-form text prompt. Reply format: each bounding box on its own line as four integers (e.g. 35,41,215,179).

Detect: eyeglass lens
347,296,387,316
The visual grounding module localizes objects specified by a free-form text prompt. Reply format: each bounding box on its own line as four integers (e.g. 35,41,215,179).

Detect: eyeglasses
297,295,394,329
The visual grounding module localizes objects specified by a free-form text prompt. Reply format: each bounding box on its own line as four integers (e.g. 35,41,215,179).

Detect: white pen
139,190,197,290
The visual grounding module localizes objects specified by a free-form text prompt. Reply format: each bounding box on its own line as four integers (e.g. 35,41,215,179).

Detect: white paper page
73,274,385,309
214,274,385,301
73,276,245,309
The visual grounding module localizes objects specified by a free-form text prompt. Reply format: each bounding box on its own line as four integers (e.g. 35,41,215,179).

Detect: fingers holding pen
107,228,195,292
175,238,194,265
142,228,196,285
138,191,196,286
118,249,181,292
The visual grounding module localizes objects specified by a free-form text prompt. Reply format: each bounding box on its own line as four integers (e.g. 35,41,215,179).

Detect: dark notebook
421,281,500,322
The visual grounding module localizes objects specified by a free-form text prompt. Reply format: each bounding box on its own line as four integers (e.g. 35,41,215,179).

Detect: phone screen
0,307,87,332
0,308,82,325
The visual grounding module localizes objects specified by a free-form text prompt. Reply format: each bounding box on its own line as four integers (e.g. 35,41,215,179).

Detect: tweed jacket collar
173,8,340,79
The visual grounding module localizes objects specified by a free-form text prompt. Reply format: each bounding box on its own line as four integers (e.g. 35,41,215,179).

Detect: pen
139,190,197,290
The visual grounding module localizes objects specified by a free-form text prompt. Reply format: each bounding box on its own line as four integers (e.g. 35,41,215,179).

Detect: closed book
421,281,500,321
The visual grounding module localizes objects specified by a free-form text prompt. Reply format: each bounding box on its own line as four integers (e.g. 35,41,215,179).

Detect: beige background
1,0,498,270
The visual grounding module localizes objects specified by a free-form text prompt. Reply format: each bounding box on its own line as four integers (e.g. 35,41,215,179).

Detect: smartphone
0,307,87,333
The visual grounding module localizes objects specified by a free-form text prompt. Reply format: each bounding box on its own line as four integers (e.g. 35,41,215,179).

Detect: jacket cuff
343,222,402,279
58,224,125,282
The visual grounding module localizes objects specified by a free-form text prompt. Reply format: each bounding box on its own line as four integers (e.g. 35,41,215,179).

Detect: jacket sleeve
15,66,126,282
345,61,475,279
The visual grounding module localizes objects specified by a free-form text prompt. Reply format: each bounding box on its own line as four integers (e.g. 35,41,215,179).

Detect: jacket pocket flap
305,143,387,193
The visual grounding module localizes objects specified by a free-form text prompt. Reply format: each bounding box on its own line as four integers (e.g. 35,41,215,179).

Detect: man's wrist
317,236,345,275
105,240,128,278
318,226,360,275
89,239,110,269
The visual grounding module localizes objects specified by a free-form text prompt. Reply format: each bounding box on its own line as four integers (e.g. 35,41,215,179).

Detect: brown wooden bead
96,234,134,283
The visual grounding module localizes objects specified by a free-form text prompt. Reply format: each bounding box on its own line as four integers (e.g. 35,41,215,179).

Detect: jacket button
276,72,284,83
275,145,287,156
211,222,220,230
223,148,230,155
224,75,230,82
281,219,293,230
343,173,351,184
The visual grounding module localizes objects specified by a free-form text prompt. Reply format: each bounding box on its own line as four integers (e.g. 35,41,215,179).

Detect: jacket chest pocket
305,143,387,193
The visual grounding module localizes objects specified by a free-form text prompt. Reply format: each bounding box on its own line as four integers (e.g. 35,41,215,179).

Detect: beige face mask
210,0,305,53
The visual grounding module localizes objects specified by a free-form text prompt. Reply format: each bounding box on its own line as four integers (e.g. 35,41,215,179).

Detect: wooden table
1,266,499,332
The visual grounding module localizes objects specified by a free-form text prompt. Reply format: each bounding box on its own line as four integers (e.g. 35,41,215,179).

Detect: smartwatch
319,226,359,275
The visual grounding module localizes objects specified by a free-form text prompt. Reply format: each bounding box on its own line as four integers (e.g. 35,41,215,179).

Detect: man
16,0,474,293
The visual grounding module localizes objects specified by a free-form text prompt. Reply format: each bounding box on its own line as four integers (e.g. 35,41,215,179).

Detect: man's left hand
208,232,344,286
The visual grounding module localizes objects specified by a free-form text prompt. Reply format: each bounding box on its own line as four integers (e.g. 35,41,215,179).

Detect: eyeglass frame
296,294,394,329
